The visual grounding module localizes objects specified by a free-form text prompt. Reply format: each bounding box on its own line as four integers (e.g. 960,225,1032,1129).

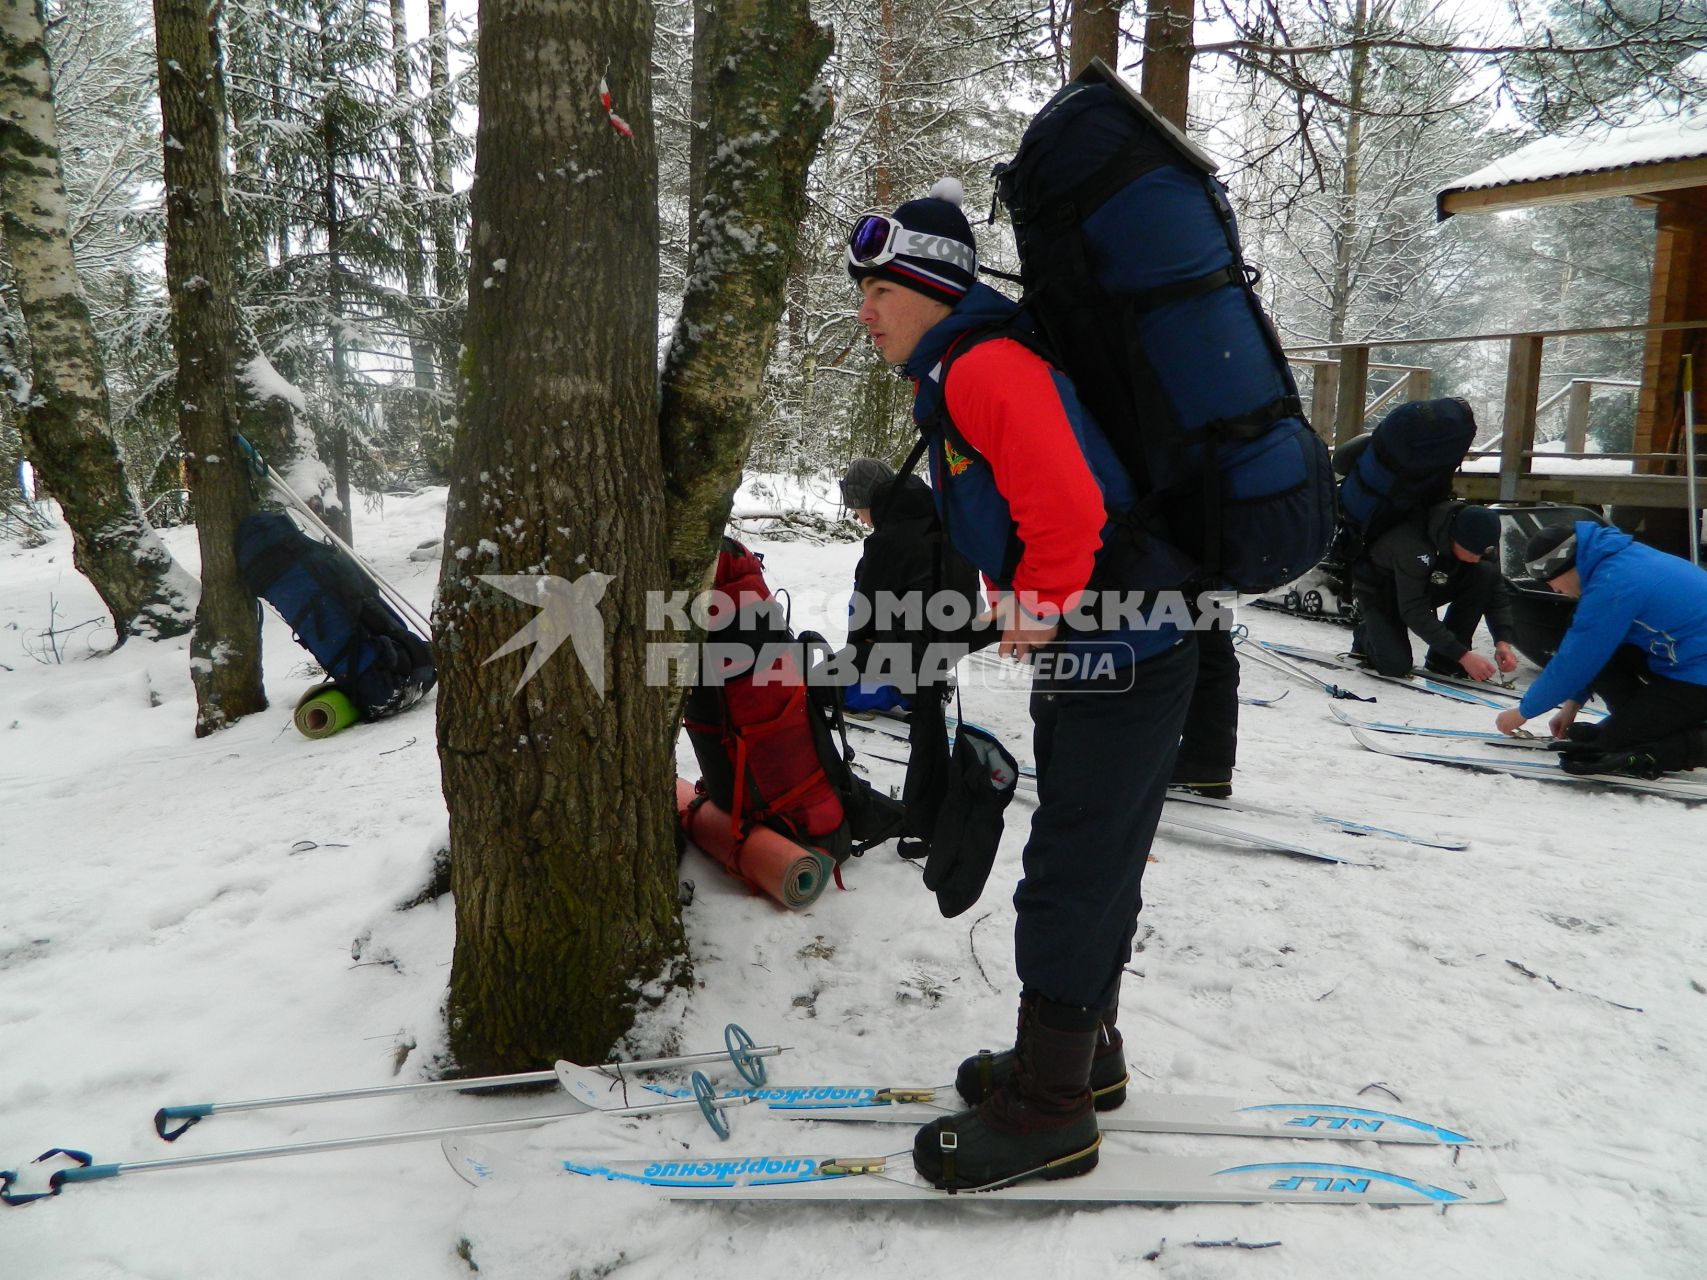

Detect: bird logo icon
480,572,614,697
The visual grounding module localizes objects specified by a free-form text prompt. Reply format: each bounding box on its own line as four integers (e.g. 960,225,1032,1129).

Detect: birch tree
0,0,195,641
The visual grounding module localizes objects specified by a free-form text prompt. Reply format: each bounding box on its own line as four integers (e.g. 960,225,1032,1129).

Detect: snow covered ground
3,486,1704,1278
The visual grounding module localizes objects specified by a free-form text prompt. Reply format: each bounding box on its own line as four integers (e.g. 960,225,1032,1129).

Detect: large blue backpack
991,60,1333,594
236,512,435,720
1335,397,1479,559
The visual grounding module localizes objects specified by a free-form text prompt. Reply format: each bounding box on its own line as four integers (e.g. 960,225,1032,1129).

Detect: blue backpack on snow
236,512,435,720
990,60,1334,594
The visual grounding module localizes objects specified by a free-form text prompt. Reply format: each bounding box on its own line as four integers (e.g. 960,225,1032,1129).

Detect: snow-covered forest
3,0,1706,1274
3,0,1702,518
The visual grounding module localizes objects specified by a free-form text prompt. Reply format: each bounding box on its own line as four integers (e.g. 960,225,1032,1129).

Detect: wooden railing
1285,319,1707,508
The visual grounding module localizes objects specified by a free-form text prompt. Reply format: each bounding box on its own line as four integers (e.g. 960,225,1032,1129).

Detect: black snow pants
1014,636,1196,1011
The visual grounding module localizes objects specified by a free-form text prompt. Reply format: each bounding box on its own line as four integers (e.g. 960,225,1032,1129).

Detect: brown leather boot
955,998,1127,1111
915,993,1101,1191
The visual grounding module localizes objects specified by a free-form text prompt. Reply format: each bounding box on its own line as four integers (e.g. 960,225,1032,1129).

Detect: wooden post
1500,334,1544,501
1634,197,1706,471
1333,345,1370,445
1403,367,1431,402
1565,380,1591,453
1310,361,1339,441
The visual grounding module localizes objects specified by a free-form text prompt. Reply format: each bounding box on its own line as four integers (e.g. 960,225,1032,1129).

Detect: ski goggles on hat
846,215,976,275
1524,533,1577,580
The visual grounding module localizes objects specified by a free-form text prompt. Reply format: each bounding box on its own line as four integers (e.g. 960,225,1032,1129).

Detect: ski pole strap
155,1104,213,1142
0,1149,100,1205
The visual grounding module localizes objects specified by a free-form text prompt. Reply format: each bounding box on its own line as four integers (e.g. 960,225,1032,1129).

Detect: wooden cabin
1437,96,1707,492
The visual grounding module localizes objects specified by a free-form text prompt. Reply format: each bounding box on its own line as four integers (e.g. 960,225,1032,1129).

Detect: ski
1256,641,1510,707
853,734,1371,863
1155,809,1371,865
1345,723,1707,800
1328,704,1556,751
1232,638,1377,702
608,1080,1474,1144
443,1138,1502,1205
1239,690,1290,707
1164,787,1470,850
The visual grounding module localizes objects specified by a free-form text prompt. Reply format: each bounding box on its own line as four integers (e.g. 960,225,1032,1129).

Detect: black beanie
1524,525,1578,579
847,178,977,304
1451,505,1500,557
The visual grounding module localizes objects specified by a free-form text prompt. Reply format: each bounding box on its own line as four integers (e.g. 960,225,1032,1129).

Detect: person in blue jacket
1495,522,1707,777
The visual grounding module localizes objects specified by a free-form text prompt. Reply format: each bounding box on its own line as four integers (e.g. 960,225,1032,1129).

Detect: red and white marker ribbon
599,76,634,139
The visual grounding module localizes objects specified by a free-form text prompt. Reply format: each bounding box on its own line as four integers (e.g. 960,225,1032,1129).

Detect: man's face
857,278,952,366
1545,568,1582,599
1450,542,1484,564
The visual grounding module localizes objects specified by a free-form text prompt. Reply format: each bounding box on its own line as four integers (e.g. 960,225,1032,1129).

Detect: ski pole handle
0,1149,99,1206
155,1105,213,1142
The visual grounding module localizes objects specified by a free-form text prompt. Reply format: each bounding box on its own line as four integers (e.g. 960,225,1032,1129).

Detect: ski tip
553,1061,617,1111
442,1137,501,1187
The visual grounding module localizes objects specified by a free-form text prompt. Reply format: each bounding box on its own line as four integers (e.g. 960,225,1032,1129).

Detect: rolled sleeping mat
674,778,833,910
294,683,361,739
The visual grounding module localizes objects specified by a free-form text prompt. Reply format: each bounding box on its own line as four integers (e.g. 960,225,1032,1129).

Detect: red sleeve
943,338,1107,617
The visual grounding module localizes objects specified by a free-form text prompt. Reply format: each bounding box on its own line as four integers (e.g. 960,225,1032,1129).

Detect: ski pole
154,1022,781,1140
2,1071,752,1207
1684,354,1699,568
1235,635,1375,702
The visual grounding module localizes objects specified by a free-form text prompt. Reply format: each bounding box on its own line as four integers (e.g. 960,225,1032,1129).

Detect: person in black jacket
840,458,980,713
1351,501,1519,681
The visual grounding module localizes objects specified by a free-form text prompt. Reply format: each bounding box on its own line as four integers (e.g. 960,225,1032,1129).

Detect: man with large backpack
848,181,1197,1192
1350,500,1520,681
1495,523,1707,777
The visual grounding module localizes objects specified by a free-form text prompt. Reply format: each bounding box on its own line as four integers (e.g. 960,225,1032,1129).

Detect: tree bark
438,0,683,1073
0,0,195,643
151,0,273,733
660,0,832,600
1070,0,1121,81
1139,0,1191,126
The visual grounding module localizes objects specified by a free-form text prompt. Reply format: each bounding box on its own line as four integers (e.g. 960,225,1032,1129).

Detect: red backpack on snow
683,537,902,866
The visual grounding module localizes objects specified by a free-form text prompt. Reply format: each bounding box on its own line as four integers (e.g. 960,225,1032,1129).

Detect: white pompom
929,176,965,206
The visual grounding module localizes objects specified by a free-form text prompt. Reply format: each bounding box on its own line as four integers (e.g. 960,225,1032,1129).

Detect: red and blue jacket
902,284,1182,670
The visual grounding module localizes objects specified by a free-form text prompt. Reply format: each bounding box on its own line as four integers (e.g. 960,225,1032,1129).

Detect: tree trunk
687,0,719,258
1326,0,1372,346
1139,0,1191,126
389,0,441,461
425,0,461,423
325,23,356,547
151,0,272,733
0,0,195,643
659,0,833,600
1070,0,1121,81
437,0,683,1073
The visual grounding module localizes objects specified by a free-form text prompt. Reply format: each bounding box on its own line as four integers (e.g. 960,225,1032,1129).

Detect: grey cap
839,458,895,510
